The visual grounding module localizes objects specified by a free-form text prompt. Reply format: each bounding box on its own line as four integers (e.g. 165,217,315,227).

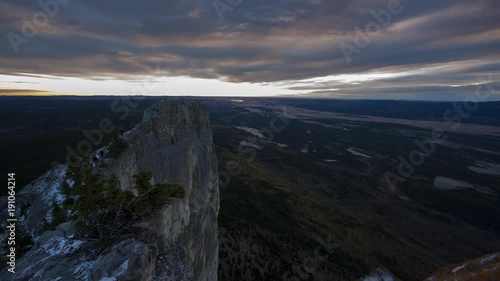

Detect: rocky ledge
0,99,219,281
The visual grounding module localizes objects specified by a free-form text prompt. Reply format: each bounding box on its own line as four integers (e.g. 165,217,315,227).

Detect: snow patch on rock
361,267,396,281
41,236,84,256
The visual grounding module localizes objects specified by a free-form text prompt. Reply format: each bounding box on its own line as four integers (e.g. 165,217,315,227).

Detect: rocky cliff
0,99,219,281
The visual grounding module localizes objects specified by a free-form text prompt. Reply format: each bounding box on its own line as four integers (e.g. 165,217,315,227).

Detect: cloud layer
1,0,499,99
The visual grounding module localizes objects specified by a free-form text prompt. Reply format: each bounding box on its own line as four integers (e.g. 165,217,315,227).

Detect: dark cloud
0,0,499,99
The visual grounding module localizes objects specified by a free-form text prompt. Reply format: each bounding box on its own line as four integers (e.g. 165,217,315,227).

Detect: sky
0,0,499,100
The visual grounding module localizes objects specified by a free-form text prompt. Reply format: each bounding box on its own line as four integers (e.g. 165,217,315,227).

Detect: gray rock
90,239,157,281
108,99,219,281
0,164,69,238
360,267,399,281
0,99,219,281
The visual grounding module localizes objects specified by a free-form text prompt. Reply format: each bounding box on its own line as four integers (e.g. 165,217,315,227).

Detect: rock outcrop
360,267,400,281
424,252,500,281
0,99,219,281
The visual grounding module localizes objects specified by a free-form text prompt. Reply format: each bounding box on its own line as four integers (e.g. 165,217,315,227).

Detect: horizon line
1,94,499,103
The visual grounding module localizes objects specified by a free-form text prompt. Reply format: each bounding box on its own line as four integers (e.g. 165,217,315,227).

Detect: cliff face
110,99,220,281
0,99,219,281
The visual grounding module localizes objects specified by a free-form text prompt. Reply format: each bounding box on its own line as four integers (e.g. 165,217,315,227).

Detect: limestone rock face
109,99,220,281
0,99,219,281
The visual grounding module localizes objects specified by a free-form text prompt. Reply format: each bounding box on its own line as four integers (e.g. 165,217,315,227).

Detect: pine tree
64,159,185,245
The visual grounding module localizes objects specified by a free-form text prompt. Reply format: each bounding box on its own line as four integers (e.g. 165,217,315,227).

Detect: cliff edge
0,99,219,281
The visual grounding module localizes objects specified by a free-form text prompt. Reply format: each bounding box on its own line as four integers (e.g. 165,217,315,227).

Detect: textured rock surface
0,99,219,281
109,99,220,281
360,267,400,281
424,252,500,281
0,165,68,237
2,222,156,281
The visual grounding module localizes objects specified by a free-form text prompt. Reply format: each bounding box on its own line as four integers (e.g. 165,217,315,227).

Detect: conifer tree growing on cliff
64,159,185,246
